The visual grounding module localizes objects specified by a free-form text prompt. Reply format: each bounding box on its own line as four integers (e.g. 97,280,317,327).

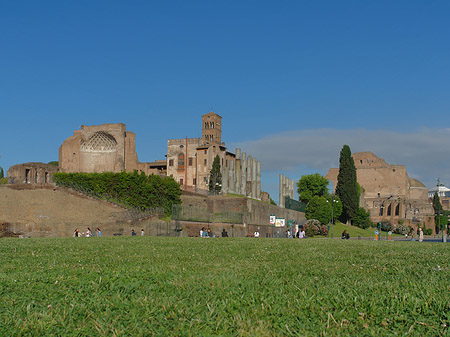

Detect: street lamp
327,195,339,239
211,180,222,237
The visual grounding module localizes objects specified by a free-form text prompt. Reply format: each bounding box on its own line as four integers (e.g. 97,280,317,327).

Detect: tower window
178,153,185,170
169,159,174,167
188,158,193,166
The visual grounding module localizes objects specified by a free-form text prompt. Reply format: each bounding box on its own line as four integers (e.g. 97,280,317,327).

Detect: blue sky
1,1,449,202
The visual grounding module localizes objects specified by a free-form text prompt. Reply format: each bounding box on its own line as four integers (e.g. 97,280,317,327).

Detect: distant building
428,184,450,210
59,123,164,176
167,111,262,198
7,162,58,185
326,152,434,229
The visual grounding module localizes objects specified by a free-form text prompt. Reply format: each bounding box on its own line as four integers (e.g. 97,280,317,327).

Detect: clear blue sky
1,1,450,202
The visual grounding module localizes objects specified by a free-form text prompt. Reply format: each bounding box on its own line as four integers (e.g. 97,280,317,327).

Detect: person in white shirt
299,229,306,239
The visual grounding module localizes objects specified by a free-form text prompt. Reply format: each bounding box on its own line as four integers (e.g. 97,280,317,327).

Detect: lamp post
211,175,221,237
327,195,339,239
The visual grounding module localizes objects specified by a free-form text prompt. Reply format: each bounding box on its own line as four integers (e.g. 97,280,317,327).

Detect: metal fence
285,196,306,212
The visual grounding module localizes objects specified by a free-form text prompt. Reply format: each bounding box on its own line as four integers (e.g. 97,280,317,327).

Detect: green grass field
1,237,449,336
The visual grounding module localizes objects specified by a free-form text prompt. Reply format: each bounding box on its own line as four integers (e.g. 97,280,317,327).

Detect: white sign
375,230,379,235
275,218,285,227
270,215,276,225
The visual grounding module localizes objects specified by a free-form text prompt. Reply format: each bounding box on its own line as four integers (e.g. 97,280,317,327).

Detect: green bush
53,171,181,214
394,224,410,235
425,228,433,235
352,207,372,229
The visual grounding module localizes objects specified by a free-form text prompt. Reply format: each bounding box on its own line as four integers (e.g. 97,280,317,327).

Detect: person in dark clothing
341,230,350,239
221,229,229,237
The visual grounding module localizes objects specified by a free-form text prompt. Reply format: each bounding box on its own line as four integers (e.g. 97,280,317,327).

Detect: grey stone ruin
279,174,295,208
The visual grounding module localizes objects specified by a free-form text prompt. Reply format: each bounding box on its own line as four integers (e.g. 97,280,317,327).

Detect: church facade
167,112,262,198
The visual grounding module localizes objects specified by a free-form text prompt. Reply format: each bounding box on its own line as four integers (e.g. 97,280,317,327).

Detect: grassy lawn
330,222,403,239
1,237,449,336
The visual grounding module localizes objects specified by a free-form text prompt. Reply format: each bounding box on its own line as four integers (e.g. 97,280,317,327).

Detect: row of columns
221,148,261,199
279,174,294,208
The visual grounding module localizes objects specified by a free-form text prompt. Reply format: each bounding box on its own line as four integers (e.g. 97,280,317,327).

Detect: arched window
205,122,208,129
210,135,214,142
178,153,185,170
395,204,400,216
387,204,392,216
211,122,214,129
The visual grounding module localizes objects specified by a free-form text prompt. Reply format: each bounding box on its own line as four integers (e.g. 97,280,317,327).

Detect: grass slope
1,237,449,336
330,222,402,239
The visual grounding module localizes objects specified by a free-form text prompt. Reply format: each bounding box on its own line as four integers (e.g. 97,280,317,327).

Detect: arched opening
178,153,185,170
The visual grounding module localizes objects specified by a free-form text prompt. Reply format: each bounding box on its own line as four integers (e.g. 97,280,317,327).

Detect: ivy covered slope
53,171,181,214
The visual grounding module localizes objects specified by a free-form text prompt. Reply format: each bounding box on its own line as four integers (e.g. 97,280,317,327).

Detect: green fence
285,196,306,212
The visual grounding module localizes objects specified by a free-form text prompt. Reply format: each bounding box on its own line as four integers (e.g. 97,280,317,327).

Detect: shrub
52,171,181,214
304,219,321,237
394,224,410,235
425,228,433,235
319,225,329,236
304,219,329,237
352,207,372,229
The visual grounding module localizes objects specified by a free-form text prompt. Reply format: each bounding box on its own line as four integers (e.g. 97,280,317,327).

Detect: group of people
199,227,213,237
74,227,102,237
131,229,145,236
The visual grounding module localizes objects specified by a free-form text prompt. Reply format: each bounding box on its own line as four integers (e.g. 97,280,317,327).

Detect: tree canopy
335,145,359,224
305,196,332,224
297,173,329,204
209,155,222,193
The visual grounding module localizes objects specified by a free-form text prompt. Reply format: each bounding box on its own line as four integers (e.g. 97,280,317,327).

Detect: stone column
228,159,235,194
241,152,247,196
256,161,261,200
279,174,284,208
235,148,241,195
252,158,257,199
221,162,228,194
246,155,252,197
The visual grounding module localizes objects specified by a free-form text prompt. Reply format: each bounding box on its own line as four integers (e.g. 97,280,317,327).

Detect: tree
335,145,359,224
305,196,332,224
327,194,343,220
270,198,276,205
353,207,372,229
297,173,329,204
433,192,445,233
0,167,3,179
433,192,443,214
209,155,222,193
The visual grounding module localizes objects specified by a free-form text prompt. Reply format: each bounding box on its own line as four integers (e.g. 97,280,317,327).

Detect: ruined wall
326,151,434,229
7,163,58,185
59,123,141,174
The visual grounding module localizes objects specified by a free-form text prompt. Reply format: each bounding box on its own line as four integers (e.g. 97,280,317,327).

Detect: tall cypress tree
209,155,222,193
0,167,3,179
432,191,443,214
336,145,359,223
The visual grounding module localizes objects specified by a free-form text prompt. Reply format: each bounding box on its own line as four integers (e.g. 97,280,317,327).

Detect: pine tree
336,145,359,223
433,191,443,214
209,155,222,193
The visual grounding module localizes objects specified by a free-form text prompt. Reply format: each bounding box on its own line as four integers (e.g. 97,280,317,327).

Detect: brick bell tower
202,111,222,144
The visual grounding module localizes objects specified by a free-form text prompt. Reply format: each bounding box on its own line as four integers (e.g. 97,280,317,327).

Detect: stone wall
7,162,58,185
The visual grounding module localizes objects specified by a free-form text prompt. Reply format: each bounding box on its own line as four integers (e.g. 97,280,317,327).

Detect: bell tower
202,111,222,144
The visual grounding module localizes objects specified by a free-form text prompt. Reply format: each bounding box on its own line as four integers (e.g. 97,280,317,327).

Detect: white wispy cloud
230,128,450,189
